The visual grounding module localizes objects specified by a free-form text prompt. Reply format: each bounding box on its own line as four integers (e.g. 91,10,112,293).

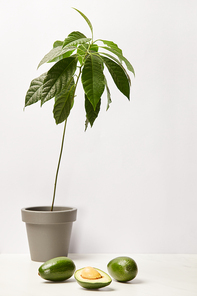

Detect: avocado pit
81,266,102,280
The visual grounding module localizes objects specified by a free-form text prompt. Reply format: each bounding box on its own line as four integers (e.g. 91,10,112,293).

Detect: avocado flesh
38,256,76,281
74,268,112,289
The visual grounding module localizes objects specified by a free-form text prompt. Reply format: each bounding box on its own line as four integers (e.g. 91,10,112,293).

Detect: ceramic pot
21,206,77,262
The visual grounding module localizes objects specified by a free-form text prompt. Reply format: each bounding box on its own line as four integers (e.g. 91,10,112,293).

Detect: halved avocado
74,266,112,289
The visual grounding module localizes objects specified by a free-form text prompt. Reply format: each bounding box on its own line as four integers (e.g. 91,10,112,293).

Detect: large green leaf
102,56,130,100
63,37,91,48
62,31,91,48
41,56,77,105
53,77,75,124
85,94,101,129
73,8,93,37
100,52,131,85
63,31,86,46
37,45,77,68
100,46,135,75
25,73,47,107
81,54,105,110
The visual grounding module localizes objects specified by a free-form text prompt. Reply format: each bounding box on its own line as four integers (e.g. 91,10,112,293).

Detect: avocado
107,256,138,282
38,256,76,281
74,266,112,289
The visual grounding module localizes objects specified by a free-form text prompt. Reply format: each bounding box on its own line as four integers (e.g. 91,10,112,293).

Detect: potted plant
21,8,135,262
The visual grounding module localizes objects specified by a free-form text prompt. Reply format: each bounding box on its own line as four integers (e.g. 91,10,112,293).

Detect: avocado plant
24,8,135,211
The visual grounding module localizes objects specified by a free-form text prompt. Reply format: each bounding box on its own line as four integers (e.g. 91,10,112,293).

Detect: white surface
0,254,197,296
1,0,197,254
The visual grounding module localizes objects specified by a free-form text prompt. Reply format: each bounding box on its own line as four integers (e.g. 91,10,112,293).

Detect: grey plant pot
21,206,77,262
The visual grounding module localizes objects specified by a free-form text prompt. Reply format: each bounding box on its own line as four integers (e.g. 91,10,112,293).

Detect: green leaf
53,77,75,124
77,45,87,65
104,77,112,110
81,53,105,110
102,56,130,100
100,40,123,57
72,8,93,37
85,95,101,129
64,37,91,48
48,50,75,63
38,45,76,68
25,73,47,107
63,31,87,47
53,40,63,48
100,46,135,75
41,56,77,105
62,31,91,48
84,118,89,131
100,52,131,85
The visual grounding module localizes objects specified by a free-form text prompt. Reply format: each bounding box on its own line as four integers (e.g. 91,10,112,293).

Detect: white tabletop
0,254,196,296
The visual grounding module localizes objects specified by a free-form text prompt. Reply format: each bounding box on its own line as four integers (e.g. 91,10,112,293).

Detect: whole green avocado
38,256,76,281
107,256,138,282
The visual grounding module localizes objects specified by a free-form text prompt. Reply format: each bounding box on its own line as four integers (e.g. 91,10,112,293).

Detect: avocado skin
107,256,138,282
75,280,111,290
38,256,76,281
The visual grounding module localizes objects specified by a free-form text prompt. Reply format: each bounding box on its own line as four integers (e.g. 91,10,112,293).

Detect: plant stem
51,119,67,211
50,66,83,211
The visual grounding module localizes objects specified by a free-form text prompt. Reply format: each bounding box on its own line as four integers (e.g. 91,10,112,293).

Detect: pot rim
21,206,77,224
22,206,77,213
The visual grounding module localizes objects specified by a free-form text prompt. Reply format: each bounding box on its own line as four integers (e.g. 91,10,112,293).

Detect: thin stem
51,119,67,211
50,65,83,211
